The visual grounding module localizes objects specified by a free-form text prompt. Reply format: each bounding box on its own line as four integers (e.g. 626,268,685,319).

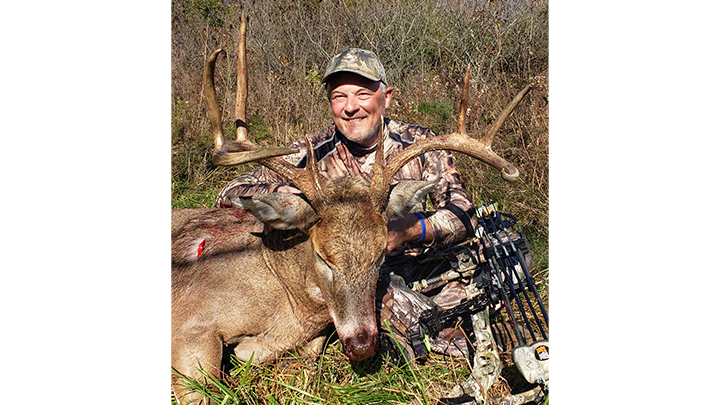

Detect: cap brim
321,69,384,84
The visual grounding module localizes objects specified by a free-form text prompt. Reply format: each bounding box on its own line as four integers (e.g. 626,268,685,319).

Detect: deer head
202,11,529,361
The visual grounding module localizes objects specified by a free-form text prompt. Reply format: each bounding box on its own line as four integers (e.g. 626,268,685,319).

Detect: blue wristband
413,212,426,242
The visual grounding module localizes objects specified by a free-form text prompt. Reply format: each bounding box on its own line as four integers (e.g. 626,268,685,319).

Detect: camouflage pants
377,254,472,359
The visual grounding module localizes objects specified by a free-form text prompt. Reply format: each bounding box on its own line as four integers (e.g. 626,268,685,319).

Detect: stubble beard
343,119,382,147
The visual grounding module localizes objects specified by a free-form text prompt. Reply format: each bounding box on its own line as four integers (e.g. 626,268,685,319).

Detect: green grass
172,338,474,405
172,182,221,209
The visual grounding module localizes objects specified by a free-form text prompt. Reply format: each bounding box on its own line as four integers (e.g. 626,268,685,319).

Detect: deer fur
171,177,437,404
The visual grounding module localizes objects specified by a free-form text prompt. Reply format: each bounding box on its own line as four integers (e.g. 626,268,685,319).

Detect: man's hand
385,212,433,253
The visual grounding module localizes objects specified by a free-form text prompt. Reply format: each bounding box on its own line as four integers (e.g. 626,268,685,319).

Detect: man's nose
344,95,360,114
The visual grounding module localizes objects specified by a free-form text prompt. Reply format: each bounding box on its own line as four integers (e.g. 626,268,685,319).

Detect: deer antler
204,10,328,207
370,65,531,208
234,9,248,143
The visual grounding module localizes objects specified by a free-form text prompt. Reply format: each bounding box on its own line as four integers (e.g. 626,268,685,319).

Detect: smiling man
216,47,478,264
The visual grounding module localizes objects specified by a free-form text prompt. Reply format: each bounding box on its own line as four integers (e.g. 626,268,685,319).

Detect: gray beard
343,119,382,147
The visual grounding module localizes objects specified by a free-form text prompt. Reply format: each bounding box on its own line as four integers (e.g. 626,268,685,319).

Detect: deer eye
315,251,335,283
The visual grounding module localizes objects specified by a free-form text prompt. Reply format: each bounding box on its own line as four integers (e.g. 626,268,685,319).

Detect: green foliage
416,99,454,134
417,100,453,121
248,114,271,143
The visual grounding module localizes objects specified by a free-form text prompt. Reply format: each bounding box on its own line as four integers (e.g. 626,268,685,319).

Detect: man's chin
346,132,374,144
340,123,381,146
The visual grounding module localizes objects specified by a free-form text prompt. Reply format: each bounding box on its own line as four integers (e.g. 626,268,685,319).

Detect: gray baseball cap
321,48,387,85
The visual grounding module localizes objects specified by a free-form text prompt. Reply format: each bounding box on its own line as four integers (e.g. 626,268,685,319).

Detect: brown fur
171,177,435,404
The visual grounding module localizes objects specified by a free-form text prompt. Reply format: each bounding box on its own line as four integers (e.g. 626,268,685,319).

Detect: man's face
327,73,393,147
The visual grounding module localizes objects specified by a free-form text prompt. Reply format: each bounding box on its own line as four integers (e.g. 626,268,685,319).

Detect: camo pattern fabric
379,274,470,359
215,117,479,251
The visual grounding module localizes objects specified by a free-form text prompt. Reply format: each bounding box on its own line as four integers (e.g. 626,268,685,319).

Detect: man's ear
230,193,319,232
385,179,438,219
383,86,394,109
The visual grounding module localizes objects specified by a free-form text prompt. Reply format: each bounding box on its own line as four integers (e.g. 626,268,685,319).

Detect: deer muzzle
338,323,379,361
330,302,379,361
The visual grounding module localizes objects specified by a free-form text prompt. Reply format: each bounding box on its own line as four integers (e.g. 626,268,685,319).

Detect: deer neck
259,230,328,314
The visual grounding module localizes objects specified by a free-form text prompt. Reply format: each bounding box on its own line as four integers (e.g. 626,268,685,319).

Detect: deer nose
341,328,378,361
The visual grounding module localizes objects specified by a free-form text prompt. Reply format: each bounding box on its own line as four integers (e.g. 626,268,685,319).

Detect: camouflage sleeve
215,168,287,208
421,148,479,246
387,120,478,246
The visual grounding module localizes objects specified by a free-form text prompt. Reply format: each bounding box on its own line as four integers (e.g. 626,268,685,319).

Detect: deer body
171,177,437,404
172,215,328,404
172,209,326,368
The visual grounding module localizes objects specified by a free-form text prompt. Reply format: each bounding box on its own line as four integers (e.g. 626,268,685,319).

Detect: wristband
413,212,426,242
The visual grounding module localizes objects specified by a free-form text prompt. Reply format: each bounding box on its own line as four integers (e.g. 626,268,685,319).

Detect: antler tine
203,9,298,166
204,49,298,166
299,135,327,206
369,120,387,209
203,12,329,207
370,76,531,205
482,82,532,148
235,9,248,142
204,48,227,151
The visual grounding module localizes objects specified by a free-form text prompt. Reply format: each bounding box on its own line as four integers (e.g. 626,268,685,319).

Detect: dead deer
171,11,531,404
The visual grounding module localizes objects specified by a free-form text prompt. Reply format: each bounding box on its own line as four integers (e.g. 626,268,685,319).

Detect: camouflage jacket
216,118,478,253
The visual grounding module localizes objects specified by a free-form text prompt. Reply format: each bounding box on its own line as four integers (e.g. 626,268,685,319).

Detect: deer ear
385,179,439,219
230,193,319,231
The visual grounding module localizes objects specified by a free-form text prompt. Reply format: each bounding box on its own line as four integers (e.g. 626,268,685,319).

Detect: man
216,48,478,268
